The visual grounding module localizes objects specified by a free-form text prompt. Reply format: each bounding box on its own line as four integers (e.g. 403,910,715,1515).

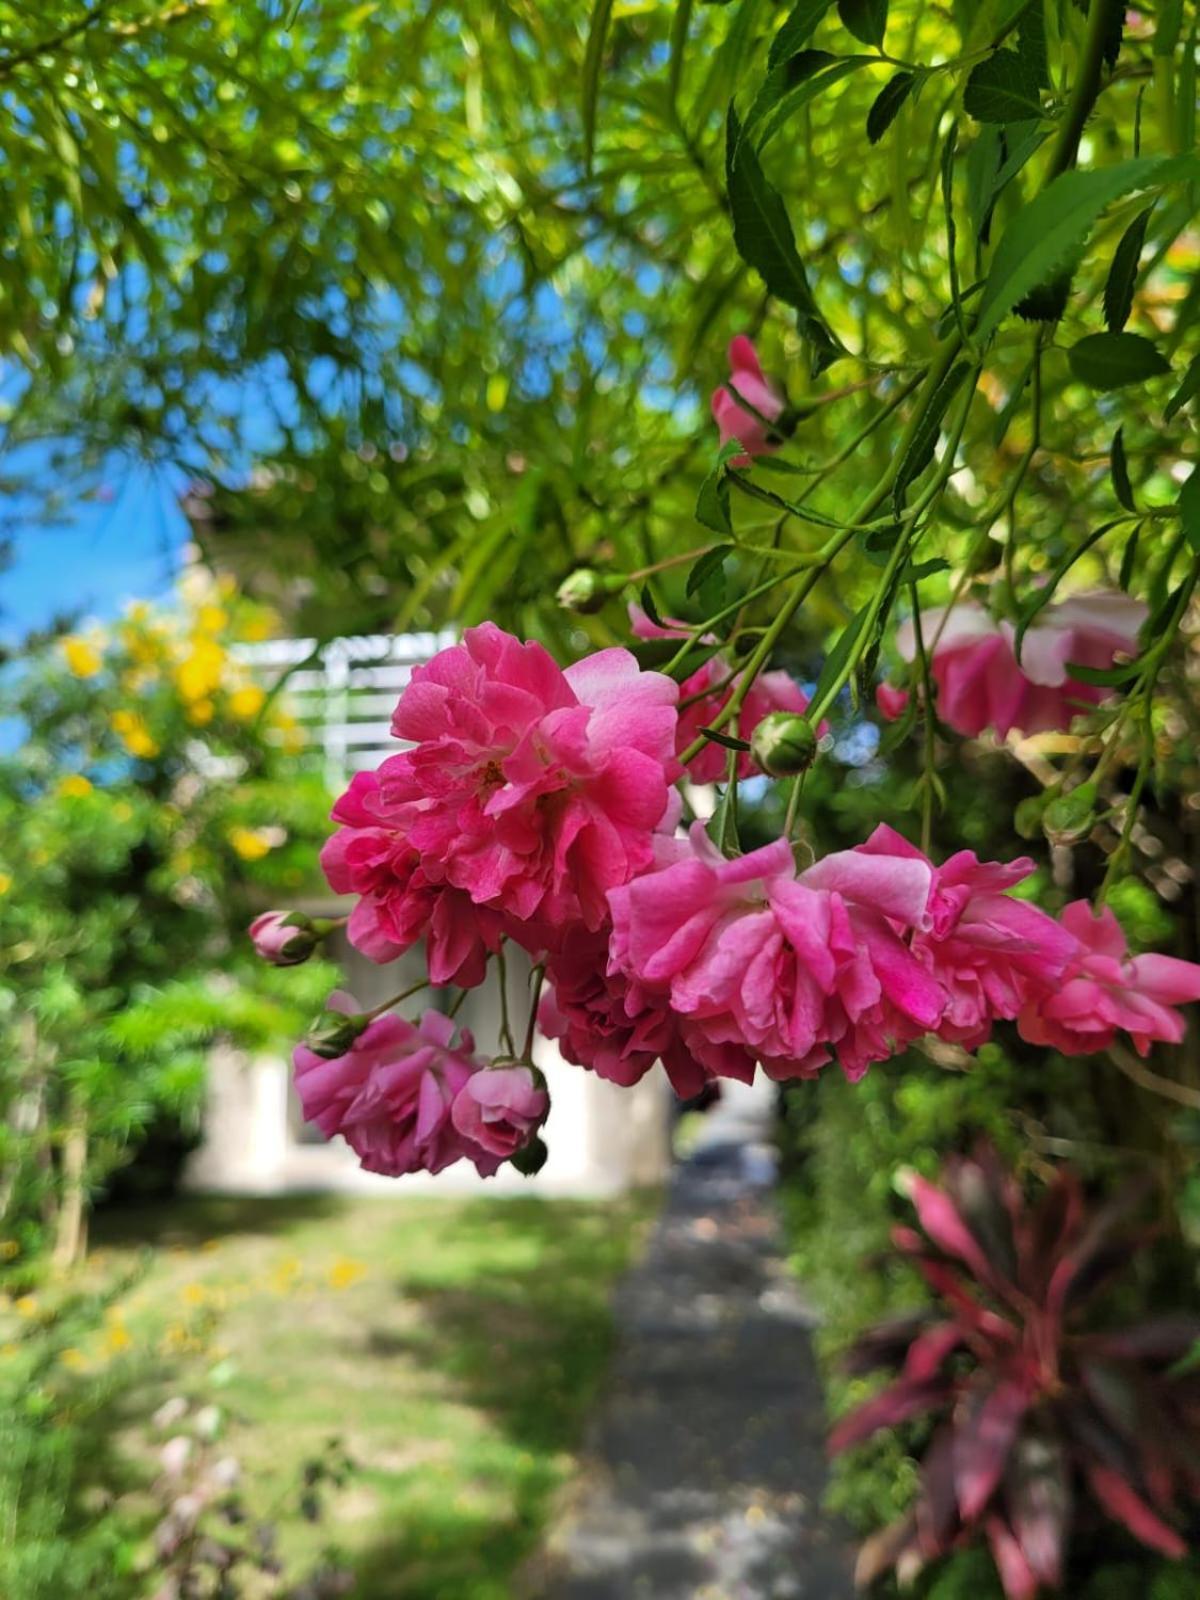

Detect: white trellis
236,630,457,788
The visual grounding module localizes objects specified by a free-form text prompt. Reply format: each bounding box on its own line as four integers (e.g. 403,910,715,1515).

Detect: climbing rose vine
254,606,1200,1180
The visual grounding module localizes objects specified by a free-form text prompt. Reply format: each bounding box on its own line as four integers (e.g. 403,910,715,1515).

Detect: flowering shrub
828,1147,1200,1598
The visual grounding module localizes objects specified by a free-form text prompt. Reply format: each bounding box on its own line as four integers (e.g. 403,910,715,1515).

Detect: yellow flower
197,604,228,633
176,636,225,703
181,1282,207,1307
103,1319,132,1354
61,636,102,678
109,710,159,759
14,1295,38,1319
328,1258,366,1290
186,698,215,726
227,685,265,721
56,775,93,800
59,1348,89,1372
0,873,11,897
228,826,272,862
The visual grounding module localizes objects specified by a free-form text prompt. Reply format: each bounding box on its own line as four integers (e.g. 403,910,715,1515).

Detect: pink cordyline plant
829,1147,1200,1597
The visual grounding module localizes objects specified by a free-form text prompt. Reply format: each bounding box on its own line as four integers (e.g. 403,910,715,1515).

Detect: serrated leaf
687,543,735,595
725,105,842,372
1110,427,1135,510
963,50,1044,123
1068,332,1170,390
893,361,972,511
974,155,1196,344
837,0,887,48
1180,467,1200,555
582,0,615,176
768,0,834,66
696,465,733,533
867,71,916,144
1164,352,1200,422
1103,205,1153,332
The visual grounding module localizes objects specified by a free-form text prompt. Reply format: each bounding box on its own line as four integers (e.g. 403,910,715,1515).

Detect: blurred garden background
2,1,1199,1597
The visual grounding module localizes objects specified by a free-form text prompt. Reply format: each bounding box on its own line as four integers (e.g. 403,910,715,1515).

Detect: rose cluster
246,611,1200,1183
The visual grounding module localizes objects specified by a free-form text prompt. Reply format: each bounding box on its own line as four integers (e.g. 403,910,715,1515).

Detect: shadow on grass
91,1190,346,1249
348,1197,649,1600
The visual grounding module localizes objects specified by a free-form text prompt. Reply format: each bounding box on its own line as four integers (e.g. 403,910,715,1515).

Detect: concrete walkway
537,1079,855,1600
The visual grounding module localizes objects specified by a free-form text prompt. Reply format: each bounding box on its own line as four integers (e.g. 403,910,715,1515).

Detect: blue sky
4,461,189,640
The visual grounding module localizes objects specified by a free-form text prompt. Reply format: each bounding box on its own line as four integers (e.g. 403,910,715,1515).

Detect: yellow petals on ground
227,684,265,720
61,635,103,677
227,825,273,861
328,1257,366,1290
56,774,93,799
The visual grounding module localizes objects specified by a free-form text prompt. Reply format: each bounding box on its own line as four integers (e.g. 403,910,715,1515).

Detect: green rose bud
555,568,628,615
303,1006,370,1060
509,1134,549,1177
1042,783,1098,847
750,711,818,778
1013,794,1049,841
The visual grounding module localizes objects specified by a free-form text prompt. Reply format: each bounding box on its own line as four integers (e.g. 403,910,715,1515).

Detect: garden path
537,1078,855,1599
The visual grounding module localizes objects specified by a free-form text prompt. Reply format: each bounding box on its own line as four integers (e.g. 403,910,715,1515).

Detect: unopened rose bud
556,568,627,614
1013,794,1049,841
249,910,320,967
751,711,818,777
509,1135,549,1177
1042,783,1098,847
875,682,910,722
303,1006,370,1060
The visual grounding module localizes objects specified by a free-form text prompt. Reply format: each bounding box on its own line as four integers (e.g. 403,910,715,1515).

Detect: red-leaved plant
828,1146,1200,1598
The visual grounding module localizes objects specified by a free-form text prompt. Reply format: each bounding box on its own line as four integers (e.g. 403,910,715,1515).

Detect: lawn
86,1191,653,1599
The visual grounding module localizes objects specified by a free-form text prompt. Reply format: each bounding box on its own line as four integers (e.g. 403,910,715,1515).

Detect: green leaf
1119,525,1141,591
809,601,871,714
743,49,839,141
837,0,887,48
639,583,665,628
1103,205,1153,333
725,105,842,372
867,71,916,144
1180,467,1200,555
687,544,735,595
974,156,1196,344
892,361,972,511
699,726,752,751
941,121,966,337
695,437,746,533
669,0,696,103
1164,353,1200,422
1068,332,1170,390
768,0,834,66
754,54,872,150
963,50,1044,124
582,0,616,175
1110,426,1135,511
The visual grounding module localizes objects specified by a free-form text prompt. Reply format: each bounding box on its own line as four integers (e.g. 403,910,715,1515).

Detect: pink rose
248,910,317,966
711,336,786,465
539,926,755,1100
608,823,944,1082
895,593,1145,740
321,625,682,967
1018,903,1200,1058
292,1001,500,1177
854,825,1078,1048
875,682,910,721
451,1066,548,1158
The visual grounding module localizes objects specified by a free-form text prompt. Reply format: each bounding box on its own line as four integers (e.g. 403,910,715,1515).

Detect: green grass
88,1191,653,1599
